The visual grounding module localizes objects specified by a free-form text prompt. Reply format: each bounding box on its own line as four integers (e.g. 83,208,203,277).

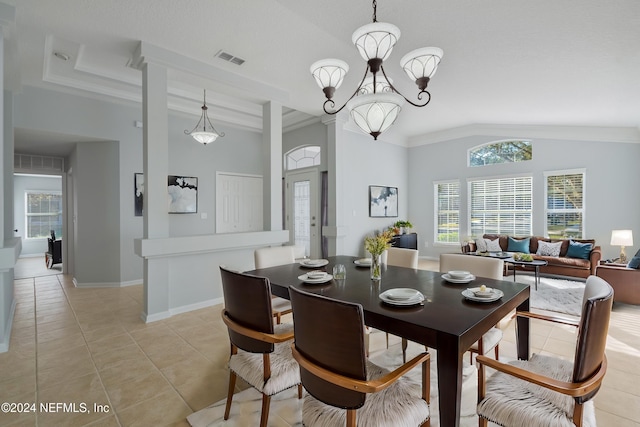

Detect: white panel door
216,173,263,233
285,169,320,258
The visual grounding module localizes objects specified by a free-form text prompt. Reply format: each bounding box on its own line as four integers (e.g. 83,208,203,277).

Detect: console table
391,233,417,250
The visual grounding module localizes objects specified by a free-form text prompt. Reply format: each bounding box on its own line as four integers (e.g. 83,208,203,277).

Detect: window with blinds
26,191,63,239
545,170,585,238
469,176,532,237
435,181,460,244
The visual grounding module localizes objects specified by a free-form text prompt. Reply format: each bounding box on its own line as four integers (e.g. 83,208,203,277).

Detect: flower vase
370,254,382,280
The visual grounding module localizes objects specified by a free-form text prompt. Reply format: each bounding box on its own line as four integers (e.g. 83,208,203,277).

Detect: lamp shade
359,76,393,95
352,22,401,62
400,47,444,85
346,92,404,140
310,59,349,91
611,229,633,246
190,131,220,145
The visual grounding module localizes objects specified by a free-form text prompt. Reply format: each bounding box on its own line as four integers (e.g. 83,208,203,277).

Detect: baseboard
73,279,143,288
169,297,223,316
0,299,17,353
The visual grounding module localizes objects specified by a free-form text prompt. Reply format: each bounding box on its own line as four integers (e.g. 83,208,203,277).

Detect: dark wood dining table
247,255,531,427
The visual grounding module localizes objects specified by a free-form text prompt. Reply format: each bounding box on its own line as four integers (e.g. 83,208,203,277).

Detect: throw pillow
475,238,487,253
484,238,502,252
628,256,640,269
536,240,562,257
507,237,530,253
566,240,593,260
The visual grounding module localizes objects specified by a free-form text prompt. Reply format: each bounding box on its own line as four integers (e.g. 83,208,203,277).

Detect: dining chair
254,246,296,324
439,253,504,364
476,275,613,427
384,247,419,348
219,266,302,427
289,285,431,427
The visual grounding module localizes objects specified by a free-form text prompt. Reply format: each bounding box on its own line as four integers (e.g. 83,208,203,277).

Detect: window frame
433,180,461,246
543,168,586,239
467,174,533,237
468,139,532,167
284,145,321,171
24,190,63,240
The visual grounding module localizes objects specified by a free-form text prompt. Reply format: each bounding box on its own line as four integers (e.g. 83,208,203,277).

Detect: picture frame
134,173,144,216
369,185,398,218
168,175,198,213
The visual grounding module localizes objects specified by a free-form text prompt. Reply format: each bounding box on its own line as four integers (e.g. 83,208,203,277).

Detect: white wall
408,134,640,260
14,174,62,256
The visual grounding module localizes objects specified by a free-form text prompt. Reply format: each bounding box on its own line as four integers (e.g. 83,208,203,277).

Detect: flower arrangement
364,230,394,256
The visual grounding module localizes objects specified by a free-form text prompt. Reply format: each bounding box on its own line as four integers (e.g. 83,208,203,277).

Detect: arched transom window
286,146,321,170
468,140,532,167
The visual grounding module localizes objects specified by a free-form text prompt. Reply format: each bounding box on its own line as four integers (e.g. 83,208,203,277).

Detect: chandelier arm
184,114,206,135
322,66,371,115
204,116,225,137
380,66,432,107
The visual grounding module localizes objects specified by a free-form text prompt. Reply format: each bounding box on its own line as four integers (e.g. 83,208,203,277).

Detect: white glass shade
359,76,393,95
346,92,404,139
611,229,633,246
400,47,444,82
352,22,401,62
190,131,220,145
310,59,349,90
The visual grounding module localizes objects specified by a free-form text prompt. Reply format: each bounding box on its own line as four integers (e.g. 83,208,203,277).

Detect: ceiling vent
215,50,245,66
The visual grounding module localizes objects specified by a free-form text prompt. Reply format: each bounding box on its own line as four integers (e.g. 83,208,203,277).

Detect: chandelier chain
372,0,377,22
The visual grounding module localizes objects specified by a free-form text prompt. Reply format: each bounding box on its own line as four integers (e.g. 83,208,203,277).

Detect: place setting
379,288,425,307
441,270,476,284
462,284,504,303
298,270,333,284
299,258,329,268
353,257,372,267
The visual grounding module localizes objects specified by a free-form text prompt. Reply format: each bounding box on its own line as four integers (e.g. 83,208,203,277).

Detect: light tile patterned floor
0,258,638,426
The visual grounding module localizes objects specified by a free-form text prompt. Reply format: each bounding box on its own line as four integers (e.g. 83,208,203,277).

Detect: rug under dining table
514,275,585,316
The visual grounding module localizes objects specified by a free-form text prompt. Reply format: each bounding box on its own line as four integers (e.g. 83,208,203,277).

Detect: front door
285,169,320,258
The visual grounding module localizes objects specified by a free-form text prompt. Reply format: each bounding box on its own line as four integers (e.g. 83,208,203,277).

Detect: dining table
247,255,531,427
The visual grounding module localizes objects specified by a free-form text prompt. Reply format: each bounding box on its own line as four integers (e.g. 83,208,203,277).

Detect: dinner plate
353,258,372,267
461,288,504,302
441,273,476,284
300,259,329,268
379,289,425,306
298,273,333,284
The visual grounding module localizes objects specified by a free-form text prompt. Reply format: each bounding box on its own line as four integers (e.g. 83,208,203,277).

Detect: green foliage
364,230,394,256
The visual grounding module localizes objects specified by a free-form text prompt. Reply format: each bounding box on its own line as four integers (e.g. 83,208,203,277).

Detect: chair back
254,246,296,269
220,266,275,353
387,247,419,269
440,253,504,280
573,275,613,399
289,286,368,409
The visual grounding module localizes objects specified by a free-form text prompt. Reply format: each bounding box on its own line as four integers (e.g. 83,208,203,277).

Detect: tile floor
0,258,638,426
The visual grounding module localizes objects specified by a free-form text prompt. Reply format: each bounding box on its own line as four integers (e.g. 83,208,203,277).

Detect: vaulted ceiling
7,0,640,152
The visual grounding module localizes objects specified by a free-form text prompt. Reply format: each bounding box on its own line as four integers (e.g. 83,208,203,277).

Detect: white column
322,113,349,255
141,61,170,321
262,101,283,231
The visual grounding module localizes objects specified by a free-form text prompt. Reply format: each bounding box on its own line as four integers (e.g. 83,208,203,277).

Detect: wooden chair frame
476,310,606,427
221,310,302,427
292,345,431,427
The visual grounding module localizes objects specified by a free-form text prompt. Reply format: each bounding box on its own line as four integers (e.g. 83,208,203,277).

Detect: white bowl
448,270,471,279
307,271,327,279
473,288,494,298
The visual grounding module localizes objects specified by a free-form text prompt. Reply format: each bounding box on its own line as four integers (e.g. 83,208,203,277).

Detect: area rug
515,275,585,316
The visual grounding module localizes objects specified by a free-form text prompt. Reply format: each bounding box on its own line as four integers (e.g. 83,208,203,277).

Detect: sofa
463,234,601,279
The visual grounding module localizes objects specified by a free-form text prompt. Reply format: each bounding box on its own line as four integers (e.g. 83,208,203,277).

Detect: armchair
596,262,640,305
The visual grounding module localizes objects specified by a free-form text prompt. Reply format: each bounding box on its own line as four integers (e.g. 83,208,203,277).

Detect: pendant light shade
346,92,404,140
400,47,444,90
184,90,225,145
352,22,401,62
310,59,350,99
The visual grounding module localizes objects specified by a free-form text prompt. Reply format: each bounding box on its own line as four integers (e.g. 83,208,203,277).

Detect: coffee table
507,258,548,290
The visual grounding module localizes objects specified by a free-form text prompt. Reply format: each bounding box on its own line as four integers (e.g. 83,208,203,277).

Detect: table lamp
610,229,633,264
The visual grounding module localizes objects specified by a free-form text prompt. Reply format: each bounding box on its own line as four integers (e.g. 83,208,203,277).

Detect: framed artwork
369,185,398,218
168,175,198,213
134,173,144,216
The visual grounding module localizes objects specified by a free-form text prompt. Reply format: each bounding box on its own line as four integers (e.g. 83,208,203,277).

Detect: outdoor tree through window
469,140,532,166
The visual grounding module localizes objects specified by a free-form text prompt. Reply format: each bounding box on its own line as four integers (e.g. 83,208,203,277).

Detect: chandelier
310,0,443,140
184,90,225,145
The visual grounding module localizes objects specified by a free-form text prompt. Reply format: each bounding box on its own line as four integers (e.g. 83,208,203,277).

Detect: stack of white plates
379,288,425,306
353,258,372,267
300,259,329,268
462,287,504,302
298,272,333,284
441,272,475,283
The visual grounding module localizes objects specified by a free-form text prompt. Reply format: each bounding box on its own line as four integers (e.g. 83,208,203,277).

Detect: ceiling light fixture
184,90,225,145
310,0,443,140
